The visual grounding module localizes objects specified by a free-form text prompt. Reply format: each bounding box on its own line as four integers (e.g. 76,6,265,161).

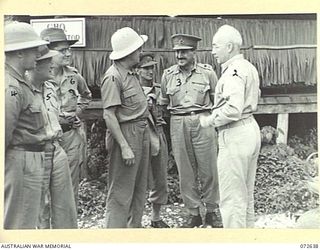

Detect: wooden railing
82,93,317,144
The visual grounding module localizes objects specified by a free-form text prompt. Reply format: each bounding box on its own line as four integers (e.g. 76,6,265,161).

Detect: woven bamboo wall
68,16,317,91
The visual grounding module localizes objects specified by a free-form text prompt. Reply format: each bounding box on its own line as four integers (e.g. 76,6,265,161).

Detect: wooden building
12,14,318,143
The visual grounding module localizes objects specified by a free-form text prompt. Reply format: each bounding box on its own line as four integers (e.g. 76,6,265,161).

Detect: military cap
171,33,202,50
138,52,158,68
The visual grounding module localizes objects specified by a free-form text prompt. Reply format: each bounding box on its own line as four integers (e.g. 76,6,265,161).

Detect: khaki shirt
42,81,63,139
101,62,149,123
211,54,260,127
48,66,92,117
160,63,218,114
142,83,166,127
5,64,48,149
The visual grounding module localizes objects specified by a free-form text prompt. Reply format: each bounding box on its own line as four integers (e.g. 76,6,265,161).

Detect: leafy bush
288,128,318,159
254,143,319,215
86,119,108,181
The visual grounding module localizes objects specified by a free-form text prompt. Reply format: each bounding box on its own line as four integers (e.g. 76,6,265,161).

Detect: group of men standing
4,20,261,230
101,25,261,229
4,21,91,229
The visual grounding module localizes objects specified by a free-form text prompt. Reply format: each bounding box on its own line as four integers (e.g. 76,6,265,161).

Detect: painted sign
30,18,86,47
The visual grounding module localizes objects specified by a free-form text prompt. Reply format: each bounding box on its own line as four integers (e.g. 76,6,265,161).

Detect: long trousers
170,114,219,213
4,149,44,229
38,142,78,229
105,120,150,228
217,118,261,228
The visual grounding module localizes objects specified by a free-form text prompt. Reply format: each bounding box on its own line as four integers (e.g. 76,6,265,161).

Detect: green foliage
288,128,318,159
86,119,108,181
255,143,319,215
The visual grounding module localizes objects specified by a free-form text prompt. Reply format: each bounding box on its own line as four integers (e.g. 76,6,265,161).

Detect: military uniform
202,54,261,228
160,62,220,216
101,62,150,228
35,78,78,229
50,65,91,209
5,64,47,229
143,84,169,206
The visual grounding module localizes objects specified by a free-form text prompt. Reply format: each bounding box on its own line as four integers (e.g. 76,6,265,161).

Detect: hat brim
110,35,148,60
172,45,194,50
49,39,78,46
140,61,158,68
5,39,49,52
36,49,59,61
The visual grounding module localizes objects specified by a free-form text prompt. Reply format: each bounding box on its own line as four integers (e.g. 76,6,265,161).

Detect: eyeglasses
54,47,71,55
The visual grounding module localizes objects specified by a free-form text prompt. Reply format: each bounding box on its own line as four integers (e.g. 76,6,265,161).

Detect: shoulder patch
229,68,244,81
197,63,213,70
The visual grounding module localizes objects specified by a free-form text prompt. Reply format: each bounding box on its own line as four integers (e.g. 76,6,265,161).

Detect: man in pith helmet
101,27,151,228
5,21,48,229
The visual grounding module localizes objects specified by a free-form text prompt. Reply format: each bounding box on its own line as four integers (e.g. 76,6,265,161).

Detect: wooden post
276,113,289,144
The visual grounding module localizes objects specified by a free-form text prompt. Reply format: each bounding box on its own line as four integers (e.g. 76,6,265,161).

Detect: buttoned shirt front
101,62,149,123
42,80,63,139
160,63,218,115
48,66,92,117
5,64,48,149
211,54,260,127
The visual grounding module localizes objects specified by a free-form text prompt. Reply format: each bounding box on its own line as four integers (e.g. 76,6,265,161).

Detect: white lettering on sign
30,18,86,47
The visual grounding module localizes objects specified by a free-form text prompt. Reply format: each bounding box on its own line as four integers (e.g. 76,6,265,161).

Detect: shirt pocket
166,87,180,107
122,87,140,105
26,104,45,131
192,82,210,105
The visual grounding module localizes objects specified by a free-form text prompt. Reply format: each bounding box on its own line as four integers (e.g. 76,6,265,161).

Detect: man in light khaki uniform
137,52,170,228
160,34,221,228
4,21,49,229
101,27,150,228
25,45,78,229
40,28,92,209
200,25,261,228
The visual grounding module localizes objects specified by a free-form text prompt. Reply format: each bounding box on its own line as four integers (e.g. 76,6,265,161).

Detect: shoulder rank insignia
233,69,238,77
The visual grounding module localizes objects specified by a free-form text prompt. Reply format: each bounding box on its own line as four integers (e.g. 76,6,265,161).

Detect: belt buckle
190,111,196,116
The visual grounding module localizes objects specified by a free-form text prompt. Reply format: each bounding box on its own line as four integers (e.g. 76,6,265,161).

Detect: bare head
211,24,242,64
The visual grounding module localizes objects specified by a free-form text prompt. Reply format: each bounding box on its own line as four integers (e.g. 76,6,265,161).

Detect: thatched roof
69,15,316,90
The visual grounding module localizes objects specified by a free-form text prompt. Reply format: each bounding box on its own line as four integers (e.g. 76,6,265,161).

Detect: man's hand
72,116,82,128
121,144,135,167
199,113,214,128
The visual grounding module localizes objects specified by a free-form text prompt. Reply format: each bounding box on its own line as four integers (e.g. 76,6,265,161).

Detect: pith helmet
109,27,148,60
40,28,78,45
171,34,202,50
5,21,49,52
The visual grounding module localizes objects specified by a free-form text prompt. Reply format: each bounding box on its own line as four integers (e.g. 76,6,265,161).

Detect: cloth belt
9,144,45,152
216,116,253,132
172,110,209,116
120,117,148,124
60,124,73,133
